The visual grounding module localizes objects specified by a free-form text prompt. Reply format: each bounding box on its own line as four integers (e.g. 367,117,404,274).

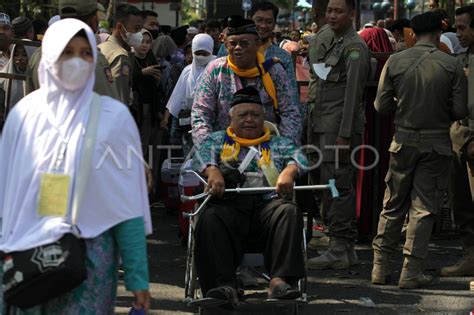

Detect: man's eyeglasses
225,39,253,49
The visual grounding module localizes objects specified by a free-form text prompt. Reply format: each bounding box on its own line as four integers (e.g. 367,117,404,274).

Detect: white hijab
0,19,151,252
0,43,36,107
166,33,215,117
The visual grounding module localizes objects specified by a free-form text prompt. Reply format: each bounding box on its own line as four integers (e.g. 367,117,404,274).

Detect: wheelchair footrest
187,297,228,308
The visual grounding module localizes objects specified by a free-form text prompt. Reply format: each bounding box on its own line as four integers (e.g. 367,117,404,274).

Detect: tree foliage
0,0,59,21
180,0,204,24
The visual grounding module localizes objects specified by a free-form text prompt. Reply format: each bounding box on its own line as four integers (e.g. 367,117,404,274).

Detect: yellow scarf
221,127,272,167
258,40,272,54
227,52,278,110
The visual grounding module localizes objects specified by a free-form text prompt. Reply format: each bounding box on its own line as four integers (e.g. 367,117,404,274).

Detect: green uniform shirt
24,46,119,100
308,25,370,138
98,35,133,105
375,40,468,130
461,51,474,134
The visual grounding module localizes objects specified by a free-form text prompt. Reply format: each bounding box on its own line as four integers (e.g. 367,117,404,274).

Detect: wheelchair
180,168,339,314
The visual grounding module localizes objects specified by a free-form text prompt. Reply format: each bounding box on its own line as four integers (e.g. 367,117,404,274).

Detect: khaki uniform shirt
461,51,474,135
449,50,474,155
25,46,119,100
375,41,468,130
308,25,370,138
98,35,132,105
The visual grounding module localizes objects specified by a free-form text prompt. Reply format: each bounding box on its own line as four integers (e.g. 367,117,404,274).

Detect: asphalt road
115,205,474,314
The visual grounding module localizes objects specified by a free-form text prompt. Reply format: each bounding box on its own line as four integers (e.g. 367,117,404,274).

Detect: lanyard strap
70,93,101,227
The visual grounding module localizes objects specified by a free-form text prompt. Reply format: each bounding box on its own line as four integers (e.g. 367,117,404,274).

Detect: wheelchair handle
180,179,339,203
182,194,212,218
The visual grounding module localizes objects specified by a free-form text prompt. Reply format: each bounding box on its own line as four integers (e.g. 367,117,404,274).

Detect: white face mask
59,57,93,91
122,25,143,48
193,54,213,67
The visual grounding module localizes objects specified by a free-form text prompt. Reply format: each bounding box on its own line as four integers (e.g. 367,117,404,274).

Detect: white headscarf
0,19,151,252
166,33,215,117
0,43,36,106
48,15,60,26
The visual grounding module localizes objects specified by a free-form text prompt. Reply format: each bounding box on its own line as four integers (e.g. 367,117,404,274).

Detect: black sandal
268,282,301,300
205,285,239,308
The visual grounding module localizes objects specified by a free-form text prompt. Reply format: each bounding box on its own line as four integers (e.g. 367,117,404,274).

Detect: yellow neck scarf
259,40,272,54
221,127,272,167
227,52,278,110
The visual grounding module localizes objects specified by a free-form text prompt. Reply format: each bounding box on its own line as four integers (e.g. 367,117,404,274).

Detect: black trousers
194,195,304,295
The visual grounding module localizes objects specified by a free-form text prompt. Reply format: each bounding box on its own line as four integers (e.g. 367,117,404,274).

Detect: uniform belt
396,126,449,134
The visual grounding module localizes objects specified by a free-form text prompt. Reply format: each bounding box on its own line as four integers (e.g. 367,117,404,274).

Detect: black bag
1,233,87,309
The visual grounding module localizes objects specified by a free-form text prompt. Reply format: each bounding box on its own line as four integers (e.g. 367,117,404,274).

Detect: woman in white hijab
0,43,36,109
161,33,215,155
0,19,152,312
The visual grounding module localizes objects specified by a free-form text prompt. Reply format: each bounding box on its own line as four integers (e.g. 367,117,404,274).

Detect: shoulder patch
104,67,114,83
349,49,360,61
121,64,130,76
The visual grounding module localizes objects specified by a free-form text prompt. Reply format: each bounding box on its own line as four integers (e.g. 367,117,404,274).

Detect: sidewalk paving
115,207,474,314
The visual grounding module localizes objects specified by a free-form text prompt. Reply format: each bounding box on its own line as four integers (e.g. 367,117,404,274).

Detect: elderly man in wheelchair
190,86,307,308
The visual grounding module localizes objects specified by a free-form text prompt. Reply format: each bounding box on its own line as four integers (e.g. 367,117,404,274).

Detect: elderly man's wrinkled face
226,34,261,69
230,103,265,139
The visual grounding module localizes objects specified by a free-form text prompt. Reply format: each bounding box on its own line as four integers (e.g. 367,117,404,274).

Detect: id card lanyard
37,106,75,218
44,104,74,174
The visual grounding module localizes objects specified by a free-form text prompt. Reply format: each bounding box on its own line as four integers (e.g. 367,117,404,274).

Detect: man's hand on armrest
276,164,299,196
204,165,225,197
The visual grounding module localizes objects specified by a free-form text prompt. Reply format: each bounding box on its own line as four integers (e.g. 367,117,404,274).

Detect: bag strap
401,47,436,81
70,93,101,227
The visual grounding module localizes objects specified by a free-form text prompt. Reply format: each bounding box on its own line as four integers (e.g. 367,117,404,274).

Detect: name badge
261,161,280,187
37,173,71,217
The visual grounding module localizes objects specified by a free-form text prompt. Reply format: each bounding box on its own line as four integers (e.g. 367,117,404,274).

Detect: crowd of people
0,0,473,311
